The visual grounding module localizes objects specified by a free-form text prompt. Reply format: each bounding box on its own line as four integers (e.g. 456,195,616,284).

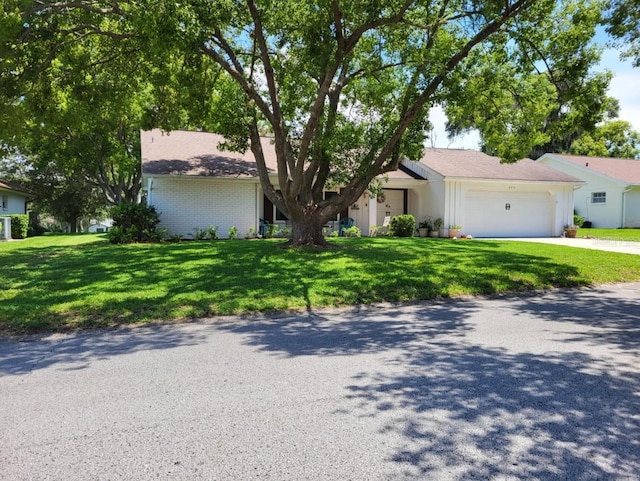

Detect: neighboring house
0,179,32,240
405,150,582,237
538,153,640,228
87,219,113,233
0,179,31,215
141,130,582,238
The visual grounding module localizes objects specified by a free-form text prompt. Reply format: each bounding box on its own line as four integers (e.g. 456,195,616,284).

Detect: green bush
342,226,361,237
9,214,28,239
193,226,218,240
389,214,416,237
573,213,585,227
107,202,161,244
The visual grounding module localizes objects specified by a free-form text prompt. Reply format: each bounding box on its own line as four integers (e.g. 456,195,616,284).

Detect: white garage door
465,191,552,237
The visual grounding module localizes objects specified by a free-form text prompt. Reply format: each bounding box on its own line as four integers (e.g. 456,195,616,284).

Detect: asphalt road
2,283,639,480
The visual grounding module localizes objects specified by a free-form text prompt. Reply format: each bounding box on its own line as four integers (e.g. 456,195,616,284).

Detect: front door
376,189,406,226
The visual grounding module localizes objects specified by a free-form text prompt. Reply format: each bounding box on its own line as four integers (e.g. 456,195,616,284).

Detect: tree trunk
69,217,78,233
286,208,329,247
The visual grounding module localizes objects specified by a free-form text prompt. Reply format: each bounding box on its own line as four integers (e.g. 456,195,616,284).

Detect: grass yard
579,227,640,242
1,233,640,335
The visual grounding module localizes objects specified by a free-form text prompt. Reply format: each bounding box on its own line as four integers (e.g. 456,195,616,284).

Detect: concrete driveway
490,236,640,255
1,283,640,480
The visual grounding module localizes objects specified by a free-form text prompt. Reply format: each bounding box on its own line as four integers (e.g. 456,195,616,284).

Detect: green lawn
580,227,640,242
2,233,640,335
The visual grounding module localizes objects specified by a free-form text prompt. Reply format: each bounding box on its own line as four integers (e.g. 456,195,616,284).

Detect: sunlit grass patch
1,234,639,334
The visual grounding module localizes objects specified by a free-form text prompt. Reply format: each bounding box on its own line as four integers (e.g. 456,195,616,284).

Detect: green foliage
228,226,238,239
1,0,612,245
2,234,640,334
570,120,640,159
446,0,614,160
107,202,161,244
193,226,218,241
389,215,416,238
573,213,585,227
9,214,28,239
606,0,640,67
266,223,278,239
342,226,362,238
419,218,434,230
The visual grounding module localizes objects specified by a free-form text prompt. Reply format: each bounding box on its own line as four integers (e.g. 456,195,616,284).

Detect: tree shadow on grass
0,238,596,334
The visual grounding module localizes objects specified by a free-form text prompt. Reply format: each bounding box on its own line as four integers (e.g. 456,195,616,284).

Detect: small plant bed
2,235,640,335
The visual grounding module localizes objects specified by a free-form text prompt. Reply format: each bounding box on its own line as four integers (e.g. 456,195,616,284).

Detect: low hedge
9,214,28,239
389,214,416,237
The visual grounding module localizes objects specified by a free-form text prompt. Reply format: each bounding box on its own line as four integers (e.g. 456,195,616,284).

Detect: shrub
266,223,278,238
573,213,585,227
389,214,416,237
228,226,238,239
342,226,361,237
9,214,28,239
193,226,218,240
107,202,161,244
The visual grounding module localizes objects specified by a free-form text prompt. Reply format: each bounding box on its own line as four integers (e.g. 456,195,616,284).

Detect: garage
464,190,553,237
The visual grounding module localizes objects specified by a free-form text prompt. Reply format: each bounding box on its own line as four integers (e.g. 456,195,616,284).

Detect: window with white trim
591,192,606,204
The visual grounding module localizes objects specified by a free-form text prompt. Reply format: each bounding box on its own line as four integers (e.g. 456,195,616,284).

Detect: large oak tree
1,0,611,245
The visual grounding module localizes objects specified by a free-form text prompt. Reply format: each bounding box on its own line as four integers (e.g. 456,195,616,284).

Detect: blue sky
429,41,640,151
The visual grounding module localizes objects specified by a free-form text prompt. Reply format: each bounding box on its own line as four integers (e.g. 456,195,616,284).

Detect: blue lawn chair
338,217,354,236
259,218,270,238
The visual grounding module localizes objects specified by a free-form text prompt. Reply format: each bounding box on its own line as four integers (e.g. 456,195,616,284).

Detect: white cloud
598,49,640,131
427,106,481,150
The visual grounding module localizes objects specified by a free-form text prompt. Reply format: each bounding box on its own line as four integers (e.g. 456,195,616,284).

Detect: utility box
0,217,11,240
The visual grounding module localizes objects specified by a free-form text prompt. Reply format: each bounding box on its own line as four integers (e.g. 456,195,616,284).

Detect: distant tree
570,120,640,158
445,0,613,160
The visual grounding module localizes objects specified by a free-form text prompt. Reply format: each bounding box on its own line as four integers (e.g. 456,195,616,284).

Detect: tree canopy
606,0,640,66
570,120,640,159
0,0,619,245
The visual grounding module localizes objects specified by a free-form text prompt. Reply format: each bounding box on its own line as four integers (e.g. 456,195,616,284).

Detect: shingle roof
141,129,277,177
548,154,640,185
141,129,421,180
141,130,582,184
419,148,581,183
0,179,32,195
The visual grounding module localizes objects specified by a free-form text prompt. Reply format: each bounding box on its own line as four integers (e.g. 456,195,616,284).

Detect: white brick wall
150,177,258,239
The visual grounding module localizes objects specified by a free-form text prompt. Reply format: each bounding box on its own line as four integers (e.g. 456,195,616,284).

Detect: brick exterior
150,177,258,239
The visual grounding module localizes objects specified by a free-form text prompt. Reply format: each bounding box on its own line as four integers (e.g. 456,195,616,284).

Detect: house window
275,206,288,221
1,195,7,211
591,192,606,204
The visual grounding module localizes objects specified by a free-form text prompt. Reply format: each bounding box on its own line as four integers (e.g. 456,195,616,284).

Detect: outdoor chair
338,217,355,236
259,218,270,238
